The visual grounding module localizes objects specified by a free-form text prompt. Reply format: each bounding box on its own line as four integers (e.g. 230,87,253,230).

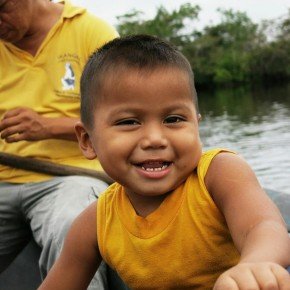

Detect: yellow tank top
97,149,240,289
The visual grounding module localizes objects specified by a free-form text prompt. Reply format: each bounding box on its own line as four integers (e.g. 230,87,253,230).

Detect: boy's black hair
80,34,198,128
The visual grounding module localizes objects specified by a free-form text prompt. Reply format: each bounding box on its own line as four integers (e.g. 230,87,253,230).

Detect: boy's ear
75,122,97,160
197,113,202,122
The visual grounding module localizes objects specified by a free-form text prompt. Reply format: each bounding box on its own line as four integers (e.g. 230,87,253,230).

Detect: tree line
116,3,290,87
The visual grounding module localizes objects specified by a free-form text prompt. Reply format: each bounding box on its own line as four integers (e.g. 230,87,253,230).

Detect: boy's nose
139,125,168,150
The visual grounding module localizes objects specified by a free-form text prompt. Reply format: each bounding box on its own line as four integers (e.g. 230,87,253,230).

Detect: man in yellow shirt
0,0,119,289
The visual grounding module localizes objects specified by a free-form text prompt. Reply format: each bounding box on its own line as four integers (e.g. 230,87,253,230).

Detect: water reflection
198,84,290,194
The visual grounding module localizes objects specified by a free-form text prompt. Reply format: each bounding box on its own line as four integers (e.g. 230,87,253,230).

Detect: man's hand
213,262,290,290
0,107,50,142
0,107,79,142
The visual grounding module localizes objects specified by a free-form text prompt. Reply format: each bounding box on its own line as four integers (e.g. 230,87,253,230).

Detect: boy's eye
114,119,140,126
164,115,185,124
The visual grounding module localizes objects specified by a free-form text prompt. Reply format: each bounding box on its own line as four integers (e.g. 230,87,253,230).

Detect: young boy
39,35,290,290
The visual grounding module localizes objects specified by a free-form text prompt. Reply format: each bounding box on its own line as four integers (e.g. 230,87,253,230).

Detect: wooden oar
0,152,113,184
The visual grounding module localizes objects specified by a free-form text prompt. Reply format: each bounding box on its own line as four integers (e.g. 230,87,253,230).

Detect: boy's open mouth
136,161,172,172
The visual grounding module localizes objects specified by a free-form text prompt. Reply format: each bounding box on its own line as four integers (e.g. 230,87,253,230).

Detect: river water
198,84,290,194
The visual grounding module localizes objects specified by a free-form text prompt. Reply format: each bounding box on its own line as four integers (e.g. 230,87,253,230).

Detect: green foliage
250,9,290,83
277,9,290,42
117,3,200,43
176,8,263,86
116,3,290,87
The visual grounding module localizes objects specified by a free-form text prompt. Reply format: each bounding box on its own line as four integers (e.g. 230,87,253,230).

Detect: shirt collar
59,0,86,19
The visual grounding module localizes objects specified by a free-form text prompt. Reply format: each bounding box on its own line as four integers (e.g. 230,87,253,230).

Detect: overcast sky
70,0,289,29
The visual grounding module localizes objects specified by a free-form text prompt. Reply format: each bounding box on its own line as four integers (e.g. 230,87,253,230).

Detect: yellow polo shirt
0,1,118,183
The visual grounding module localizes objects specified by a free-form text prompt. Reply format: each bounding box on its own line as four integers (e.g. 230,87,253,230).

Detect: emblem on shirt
61,62,75,91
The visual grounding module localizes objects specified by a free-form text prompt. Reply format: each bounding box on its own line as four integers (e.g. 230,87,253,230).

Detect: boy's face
78,67,202,201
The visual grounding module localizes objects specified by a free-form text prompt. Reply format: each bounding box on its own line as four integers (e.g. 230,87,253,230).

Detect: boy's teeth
141,164,168,171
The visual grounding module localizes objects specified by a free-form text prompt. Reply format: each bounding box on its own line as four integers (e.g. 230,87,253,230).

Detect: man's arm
39,201,101,290
206,152,290,289
0,107,78,142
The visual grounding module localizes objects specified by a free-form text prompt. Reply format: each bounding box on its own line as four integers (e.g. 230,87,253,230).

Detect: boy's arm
38,201,101,290
206,152,290,289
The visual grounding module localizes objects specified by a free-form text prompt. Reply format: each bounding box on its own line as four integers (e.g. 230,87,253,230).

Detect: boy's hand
213,262,290,290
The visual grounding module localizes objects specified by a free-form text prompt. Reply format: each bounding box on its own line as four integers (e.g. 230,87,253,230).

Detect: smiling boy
39,35,290,290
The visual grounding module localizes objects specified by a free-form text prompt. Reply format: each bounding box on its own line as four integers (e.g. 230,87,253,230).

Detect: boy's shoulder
98,182,123,201
198,148,236,174
201,148,235,159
